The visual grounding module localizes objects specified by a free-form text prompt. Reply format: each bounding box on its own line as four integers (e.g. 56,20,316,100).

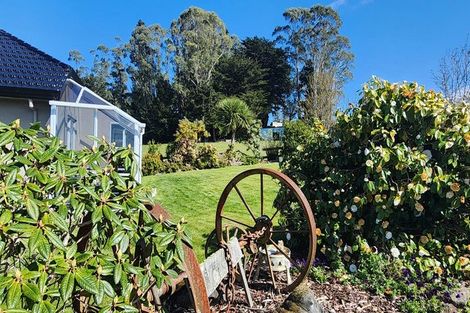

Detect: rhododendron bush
0,121,188,311
280,78,469,278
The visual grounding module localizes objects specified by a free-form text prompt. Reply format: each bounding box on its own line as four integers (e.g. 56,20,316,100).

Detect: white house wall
0,97,50,128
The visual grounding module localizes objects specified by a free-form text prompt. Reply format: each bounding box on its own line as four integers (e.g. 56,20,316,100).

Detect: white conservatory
49,79,146,180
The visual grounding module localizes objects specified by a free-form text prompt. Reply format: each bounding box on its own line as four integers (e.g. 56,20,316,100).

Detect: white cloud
329,0,374,9
328,0,347,9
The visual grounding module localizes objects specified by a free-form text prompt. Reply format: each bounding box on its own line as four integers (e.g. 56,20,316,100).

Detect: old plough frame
148,168,317,312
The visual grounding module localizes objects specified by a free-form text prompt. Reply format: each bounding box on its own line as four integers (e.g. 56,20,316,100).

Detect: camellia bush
280,78,469,279
0,121,189,312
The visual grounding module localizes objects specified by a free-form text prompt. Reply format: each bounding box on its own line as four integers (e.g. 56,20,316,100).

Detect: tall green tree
128,20,178,142
127,20,166,115
273,5,354,123
213,54,268,125
213,38,291,127
170,7,236,120
213,97,254,144
68,46,113,101
240,37,291,124
69,20,179,143
109,41,130,110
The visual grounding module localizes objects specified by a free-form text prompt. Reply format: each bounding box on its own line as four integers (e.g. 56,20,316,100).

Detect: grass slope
142,163,280,260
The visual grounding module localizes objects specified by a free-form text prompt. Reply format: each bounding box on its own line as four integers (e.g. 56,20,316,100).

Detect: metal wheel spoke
269,239,302,271
270,207,281,221
220,215,253,229
264,244,277,289
234,185,257,222
260,173,264,216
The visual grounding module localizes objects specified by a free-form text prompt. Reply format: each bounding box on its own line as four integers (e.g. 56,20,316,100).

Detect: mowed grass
142,163,280,261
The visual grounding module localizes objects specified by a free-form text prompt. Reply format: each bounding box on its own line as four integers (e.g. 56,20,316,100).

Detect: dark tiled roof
0,29,78,99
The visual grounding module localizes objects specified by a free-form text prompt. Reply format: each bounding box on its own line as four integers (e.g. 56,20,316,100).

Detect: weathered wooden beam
199,237,253,307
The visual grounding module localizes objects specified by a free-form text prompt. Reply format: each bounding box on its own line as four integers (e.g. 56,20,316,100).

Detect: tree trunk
231,132,236,145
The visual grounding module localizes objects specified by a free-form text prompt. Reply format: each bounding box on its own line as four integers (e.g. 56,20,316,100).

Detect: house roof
0,29,79,100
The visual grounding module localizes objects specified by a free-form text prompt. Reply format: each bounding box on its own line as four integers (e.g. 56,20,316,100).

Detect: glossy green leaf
28,228,42,253
114,263,122,285
7,281,22,308
44,229,65,250
48,211,68,232
60,272,74,301
22,282,41,302
75,268,98,295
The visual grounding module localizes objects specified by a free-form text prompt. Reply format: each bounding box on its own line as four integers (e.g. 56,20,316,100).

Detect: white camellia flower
286,233,291,241
391,247,400,258
393,195,401,206
364,148,370,156
324,166,330,173
385,231,393,240
464,178,470,185
332,141,340,148
349,264,357,273
351,205,358,212
446,191,454,199
422,150,432,160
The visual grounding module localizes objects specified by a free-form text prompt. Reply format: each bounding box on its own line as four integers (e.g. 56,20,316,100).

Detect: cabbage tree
214,97,254,144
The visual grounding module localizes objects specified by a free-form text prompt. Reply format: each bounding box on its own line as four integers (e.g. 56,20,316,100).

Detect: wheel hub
253,215,272,244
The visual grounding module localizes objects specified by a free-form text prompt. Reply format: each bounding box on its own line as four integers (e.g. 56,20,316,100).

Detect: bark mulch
209,278,401,312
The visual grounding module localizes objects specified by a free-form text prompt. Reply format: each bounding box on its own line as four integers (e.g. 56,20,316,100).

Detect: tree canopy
273,5,354,125
69,5,355,143
170,7,236,120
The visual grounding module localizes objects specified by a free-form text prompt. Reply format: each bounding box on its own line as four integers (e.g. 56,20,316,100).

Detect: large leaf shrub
280,79,469,278
0,121,189,312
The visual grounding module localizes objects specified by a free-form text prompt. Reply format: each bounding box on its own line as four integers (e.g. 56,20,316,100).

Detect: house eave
0,87,61,100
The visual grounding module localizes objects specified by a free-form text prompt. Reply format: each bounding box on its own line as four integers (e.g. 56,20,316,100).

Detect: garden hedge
280,78,469,279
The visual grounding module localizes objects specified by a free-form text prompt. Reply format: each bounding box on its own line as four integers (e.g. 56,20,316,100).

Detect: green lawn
142,163,280,260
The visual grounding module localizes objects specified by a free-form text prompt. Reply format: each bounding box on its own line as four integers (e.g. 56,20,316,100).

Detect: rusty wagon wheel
215,168,316,293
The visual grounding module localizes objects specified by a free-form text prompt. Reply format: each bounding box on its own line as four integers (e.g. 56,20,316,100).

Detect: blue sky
1,0,469,107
